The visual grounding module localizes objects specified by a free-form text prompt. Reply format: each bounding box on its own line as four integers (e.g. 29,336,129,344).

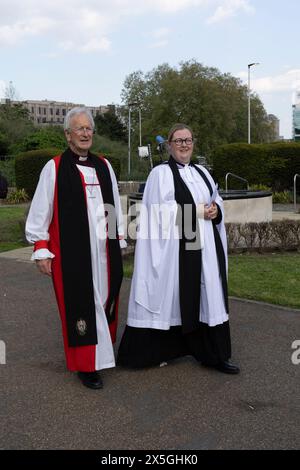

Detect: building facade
267,114,280,141
292,91,300,142
1,99,112,126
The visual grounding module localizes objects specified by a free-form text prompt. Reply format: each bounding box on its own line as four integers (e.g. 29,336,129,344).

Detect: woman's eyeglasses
170,138,194,146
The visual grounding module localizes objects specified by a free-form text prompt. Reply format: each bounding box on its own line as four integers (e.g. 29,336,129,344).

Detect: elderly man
26,107,125,389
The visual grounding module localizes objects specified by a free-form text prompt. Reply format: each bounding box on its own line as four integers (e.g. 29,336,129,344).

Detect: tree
10,126,66,154
94,108,127,142
0,102,34,154
0,131,9,156
4,81,20,101
121,60,274,156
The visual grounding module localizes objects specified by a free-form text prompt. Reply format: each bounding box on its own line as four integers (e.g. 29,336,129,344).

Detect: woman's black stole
168,157,228,334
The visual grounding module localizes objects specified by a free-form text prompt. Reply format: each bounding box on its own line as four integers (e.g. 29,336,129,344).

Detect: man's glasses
69,127,95,135
170,137,194,146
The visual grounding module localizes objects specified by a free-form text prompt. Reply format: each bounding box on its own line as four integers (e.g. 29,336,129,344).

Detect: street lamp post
138,108,142,147
128,102,141,176
248,62,259,144
128,106,131,176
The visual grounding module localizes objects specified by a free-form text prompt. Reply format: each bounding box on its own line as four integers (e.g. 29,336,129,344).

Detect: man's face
65,113,94,155
168,129,194,164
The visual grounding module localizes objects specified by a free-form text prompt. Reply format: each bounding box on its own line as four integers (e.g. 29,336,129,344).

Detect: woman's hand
204,202,218,220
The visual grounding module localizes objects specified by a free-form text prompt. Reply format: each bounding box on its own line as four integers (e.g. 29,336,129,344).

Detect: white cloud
79,38,111,53
0,17,54,46
0,0,255,52
238,69,300,94
207,0,255,24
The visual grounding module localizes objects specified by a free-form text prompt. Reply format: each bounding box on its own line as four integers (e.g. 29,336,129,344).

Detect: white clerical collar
79,156,88,161
176,161,191,168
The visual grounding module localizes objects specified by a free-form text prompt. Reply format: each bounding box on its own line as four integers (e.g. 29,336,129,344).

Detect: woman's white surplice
127,163,229,330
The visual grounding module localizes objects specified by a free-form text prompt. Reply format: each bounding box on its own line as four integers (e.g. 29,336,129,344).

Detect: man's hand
36,258,52,276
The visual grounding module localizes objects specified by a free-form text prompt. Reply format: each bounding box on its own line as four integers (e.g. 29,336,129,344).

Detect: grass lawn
0,205,29,252
123,252,300,309
228,252,300,309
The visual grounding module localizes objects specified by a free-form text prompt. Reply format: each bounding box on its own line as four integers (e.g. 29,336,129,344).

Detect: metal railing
225,173,249,192
294,174,300,213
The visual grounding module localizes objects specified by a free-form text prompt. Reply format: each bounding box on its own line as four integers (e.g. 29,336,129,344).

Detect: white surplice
127,163,229,330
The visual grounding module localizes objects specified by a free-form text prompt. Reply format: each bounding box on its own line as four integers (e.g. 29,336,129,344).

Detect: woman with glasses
118,123,239,374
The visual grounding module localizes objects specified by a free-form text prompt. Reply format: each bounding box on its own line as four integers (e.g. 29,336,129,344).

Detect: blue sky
0,0,299,138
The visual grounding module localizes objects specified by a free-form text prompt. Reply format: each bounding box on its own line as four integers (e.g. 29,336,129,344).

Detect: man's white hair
64,106,95,131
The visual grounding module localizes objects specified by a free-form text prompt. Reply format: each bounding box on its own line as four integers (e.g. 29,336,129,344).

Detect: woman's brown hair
167,123,193,142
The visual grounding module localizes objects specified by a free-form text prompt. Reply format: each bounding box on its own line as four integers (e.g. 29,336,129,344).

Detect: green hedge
15,148,121,198
15,148,61,198
212,142,300,191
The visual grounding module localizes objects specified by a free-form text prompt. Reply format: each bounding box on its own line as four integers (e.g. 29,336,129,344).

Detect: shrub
10,126,66,154
272,191,292,204
0,157,16,186
249,184,271,191
212,142,300,191
91,134,126,179
225,220,300,252
6,188,30,204
270,220,297,251
226,223,243,252
15,148,61,198
238,223,258,250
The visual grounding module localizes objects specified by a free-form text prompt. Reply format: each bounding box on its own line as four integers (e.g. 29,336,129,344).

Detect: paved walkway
0,251,299,450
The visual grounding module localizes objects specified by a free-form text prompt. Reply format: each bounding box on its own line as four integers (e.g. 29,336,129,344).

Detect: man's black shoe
78,371,103,389
202,360,240,375
214,360,240,374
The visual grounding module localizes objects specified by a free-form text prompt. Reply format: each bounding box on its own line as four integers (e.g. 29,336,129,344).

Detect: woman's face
168,128,194,164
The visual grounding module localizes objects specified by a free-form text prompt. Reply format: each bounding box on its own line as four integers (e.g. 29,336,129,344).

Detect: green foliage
121,60,275,157
15,148,61,198
11,126,67,154
249,184,271,191
95,108,127,142
91,134,127,180
6,188,30,204
0,131,9,155
0,103,34,153
272,191,292,203
0,157,15,186
212,142,300,190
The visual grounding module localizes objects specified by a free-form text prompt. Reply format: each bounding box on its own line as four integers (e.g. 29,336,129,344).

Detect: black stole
168,157,228,334
57,148,123,347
